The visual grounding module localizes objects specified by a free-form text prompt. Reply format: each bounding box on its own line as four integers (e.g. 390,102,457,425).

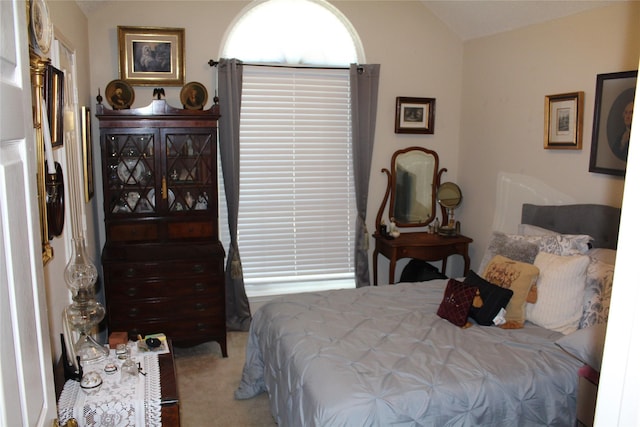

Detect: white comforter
235,280,582,426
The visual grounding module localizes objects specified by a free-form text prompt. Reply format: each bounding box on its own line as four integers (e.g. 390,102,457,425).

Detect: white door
0,0,57,426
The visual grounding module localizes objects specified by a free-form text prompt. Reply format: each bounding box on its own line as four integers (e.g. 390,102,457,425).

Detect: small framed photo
44,64,64,147
395,97,436,134
589,70,637,176
118,26,185,86
544,91,584,149
81,106,94,202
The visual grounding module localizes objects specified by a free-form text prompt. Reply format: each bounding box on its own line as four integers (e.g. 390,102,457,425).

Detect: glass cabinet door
164,130,214,212
104,131,156,215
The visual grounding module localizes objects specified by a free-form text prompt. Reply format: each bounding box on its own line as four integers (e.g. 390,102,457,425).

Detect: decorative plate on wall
30,0,53,55
105,79,135,110
180,82,208,110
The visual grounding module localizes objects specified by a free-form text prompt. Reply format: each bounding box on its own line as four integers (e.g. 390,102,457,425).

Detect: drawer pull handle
195,303,205,311
196,322,206,331
126,287,138,297
192,264,205,273
194,282,205,292
128,307,139,318
125,268,136,278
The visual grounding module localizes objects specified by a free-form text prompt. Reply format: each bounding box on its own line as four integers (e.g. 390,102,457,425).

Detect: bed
235,203,620,426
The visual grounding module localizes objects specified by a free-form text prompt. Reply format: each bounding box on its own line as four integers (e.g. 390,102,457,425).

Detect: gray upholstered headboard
521,204,621,249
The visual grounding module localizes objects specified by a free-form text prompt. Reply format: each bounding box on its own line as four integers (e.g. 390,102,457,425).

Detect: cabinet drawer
106,259,221,280
168,222,214,239
109,296,224,321
108,277,223,300
108,223,158,242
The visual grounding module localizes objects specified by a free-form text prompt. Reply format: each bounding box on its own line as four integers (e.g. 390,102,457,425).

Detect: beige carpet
173,332,275,426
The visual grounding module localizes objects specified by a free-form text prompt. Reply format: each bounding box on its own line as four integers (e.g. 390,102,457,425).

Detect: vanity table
372,232,472,285
373,146,472,285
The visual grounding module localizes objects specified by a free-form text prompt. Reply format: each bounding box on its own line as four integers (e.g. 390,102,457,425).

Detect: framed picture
589,70,637,176
118,26,185,86
395,97,436,134
180,81,208,110
544,91,584,149
44,64,64,147
105,79,135,110
81,106,94,202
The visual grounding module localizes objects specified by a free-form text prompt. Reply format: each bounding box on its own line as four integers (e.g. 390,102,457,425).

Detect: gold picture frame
395,97,436,134
118,26,185,86
82,106,94,202
45,64,64,147
544,91,584,150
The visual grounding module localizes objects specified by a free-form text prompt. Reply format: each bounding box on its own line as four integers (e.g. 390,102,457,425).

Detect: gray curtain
218,58,251,331
350,64,380,288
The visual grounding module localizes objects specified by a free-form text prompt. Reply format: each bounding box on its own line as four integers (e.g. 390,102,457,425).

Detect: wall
458,2,640,271
83,1,639,285
85,0,464,282
44,0,94,360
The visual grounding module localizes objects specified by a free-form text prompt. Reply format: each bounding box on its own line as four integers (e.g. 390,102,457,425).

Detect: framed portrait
544,91,584,150
589,70,637,176
105,79,135,110
44,64,64,147
118,26,185,86
180,81,208,110
81,106,94,202
395,97,436,134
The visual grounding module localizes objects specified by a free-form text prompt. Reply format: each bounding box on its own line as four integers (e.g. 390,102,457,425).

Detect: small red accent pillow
437,279,478,327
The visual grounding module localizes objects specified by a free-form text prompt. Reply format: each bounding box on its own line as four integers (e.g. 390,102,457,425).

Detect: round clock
30,0,53,55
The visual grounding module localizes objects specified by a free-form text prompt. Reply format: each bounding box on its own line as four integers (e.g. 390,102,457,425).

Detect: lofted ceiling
75,0,627,41
423,0,626,41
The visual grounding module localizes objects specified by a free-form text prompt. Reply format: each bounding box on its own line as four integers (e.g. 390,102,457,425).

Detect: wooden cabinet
97,99,227,356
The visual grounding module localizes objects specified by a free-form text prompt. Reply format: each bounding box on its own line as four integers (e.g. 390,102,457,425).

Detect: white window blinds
219,66,356,297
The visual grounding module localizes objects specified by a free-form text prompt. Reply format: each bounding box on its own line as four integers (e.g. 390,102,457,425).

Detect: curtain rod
208,59,361,72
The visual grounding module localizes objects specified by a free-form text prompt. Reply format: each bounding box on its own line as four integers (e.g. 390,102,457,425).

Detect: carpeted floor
173,332,275,426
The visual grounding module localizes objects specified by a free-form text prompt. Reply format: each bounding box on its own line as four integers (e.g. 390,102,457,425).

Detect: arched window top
221,0,364,66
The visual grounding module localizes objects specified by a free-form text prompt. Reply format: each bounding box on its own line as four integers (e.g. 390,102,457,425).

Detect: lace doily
58,346,162,427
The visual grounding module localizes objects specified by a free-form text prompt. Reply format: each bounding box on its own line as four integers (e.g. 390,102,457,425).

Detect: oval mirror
388,147,439,227
437,182,462,209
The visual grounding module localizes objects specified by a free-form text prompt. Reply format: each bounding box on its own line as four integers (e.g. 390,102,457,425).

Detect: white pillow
525,252,590,334
507,233,592,256
579,258,615,329
556,322,607,371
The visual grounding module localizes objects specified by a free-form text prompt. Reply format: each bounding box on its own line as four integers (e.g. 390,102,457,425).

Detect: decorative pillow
556,322,607,371
478,231,540,273
579,258,615,329
508,233,592,256
587,248,617,266
525,252,590,334
482,255,539,329
517,223,559,236
437,279,478,327
464,270,513,326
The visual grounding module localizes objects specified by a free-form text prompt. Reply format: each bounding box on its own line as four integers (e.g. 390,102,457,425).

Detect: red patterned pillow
437,279,478,327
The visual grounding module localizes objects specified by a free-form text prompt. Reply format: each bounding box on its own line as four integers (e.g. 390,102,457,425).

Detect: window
219,0,362,298
221,0,362,66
